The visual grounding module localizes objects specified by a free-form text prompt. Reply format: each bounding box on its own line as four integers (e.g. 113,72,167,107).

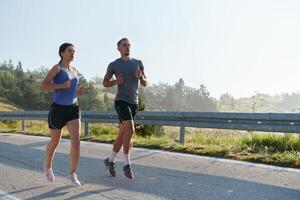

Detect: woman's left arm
77,86,84,96
74,67,85,96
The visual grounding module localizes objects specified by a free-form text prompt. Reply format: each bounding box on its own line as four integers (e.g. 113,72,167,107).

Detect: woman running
41,43,84,186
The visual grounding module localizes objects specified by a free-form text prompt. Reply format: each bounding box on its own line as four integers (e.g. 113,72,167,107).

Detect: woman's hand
77,86,84,96
61,80,71,89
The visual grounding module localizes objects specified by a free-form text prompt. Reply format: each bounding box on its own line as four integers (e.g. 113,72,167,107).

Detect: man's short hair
117,38,129,47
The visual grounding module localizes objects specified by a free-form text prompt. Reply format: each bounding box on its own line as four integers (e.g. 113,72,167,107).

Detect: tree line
0,60,219,112
0,60,106,110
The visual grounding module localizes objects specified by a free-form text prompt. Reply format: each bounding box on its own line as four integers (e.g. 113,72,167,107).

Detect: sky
1,0,300,98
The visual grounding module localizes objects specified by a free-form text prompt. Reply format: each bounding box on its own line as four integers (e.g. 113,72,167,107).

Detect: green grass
0,121,300,168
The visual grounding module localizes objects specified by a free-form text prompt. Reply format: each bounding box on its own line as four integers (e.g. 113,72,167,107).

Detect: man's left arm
139,61,148,87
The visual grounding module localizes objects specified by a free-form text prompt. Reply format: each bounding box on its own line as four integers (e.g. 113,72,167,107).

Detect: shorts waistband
52,103,79,108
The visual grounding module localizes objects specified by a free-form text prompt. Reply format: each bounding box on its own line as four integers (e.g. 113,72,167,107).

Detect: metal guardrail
1,111,300,144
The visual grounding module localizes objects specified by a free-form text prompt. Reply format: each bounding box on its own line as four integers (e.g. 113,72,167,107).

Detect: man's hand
116,73,124,85
135,66,143,79
135,65,148,87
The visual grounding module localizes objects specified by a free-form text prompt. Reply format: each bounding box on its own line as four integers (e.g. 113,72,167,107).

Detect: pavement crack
0,155,43,171
0,155,28,165
100,194,128,200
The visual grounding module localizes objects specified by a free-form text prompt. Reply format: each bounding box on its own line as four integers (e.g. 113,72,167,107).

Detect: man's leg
109,126,125,162
122,120,135,179
122,120,135,154
105,122,126,177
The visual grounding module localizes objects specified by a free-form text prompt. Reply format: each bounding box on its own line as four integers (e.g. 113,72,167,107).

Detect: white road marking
0,191,20,200
79,139,300,173
4,133,300,173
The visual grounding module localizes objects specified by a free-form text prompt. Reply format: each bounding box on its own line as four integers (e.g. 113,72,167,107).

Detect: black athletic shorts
114,100,138,124
48,103,80,130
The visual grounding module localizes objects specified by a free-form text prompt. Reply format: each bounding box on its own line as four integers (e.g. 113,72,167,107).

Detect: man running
103,38,148,179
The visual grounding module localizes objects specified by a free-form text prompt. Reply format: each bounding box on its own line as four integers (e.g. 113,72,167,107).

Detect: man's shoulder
110,58,142,66
131,58,143,65
111,58,121,64
109,59,121,67
131,58,142,62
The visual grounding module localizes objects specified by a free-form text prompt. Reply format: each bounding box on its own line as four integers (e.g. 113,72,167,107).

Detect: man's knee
122,121,135,135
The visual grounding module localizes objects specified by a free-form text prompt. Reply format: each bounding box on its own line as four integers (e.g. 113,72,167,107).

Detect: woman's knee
50,136,61,147
71,136,80,148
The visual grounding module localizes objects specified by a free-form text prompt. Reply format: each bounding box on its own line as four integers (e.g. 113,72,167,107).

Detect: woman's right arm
40,65,71,91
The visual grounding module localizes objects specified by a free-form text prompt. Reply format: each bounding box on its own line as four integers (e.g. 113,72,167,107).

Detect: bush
241,133,300,152
0,120,18,130
135,92,165,137
89,124,117,137
135,124,165,137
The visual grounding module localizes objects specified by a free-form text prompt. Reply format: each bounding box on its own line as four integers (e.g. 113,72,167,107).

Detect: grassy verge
1,121,300,168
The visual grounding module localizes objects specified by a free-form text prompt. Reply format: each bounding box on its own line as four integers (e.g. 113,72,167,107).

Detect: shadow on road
0,138,299,200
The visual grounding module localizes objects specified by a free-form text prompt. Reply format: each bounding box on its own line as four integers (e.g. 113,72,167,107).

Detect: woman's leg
45,129,63,169
66,118,81,174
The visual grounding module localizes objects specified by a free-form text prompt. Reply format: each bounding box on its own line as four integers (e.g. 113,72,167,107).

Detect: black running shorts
48,103,80,130
114,100,138,124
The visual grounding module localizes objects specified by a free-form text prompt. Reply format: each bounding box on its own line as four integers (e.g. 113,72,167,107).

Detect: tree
219,93,235,110
79,83,105,110
250,92,264,112
162,86,176,111
103,93,113,111
15,61,24,79
0,60,105,110
91,75,103,84
199,84,210,98
281,92,300,111
135,93,163,137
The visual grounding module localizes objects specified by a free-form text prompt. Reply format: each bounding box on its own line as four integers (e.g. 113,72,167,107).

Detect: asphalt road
0,133,299,200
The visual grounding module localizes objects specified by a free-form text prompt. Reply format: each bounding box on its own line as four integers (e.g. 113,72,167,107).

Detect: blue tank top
52,64,79,105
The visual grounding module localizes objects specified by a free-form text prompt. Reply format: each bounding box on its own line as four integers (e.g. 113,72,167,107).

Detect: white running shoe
67,172,81,186
45,168,55,182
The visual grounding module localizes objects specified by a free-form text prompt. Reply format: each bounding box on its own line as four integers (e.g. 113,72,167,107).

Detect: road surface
0,133,299,200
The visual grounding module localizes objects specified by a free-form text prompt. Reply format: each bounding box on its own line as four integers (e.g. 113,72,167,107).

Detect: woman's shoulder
70,66,80,76
50,64,61,73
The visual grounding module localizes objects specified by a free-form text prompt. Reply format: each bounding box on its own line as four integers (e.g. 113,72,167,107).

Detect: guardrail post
179,126,185,144
84,120,89,137
21,120,25,132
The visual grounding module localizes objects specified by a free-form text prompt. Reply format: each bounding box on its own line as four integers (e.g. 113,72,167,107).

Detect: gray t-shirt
105,58,145,104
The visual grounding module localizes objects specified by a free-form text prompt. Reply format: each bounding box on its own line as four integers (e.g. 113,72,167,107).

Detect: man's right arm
103,74,117,87
103,63,117,88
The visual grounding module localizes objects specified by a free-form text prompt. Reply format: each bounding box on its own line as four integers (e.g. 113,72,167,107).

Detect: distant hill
2,60,300,113
0,97,20,111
